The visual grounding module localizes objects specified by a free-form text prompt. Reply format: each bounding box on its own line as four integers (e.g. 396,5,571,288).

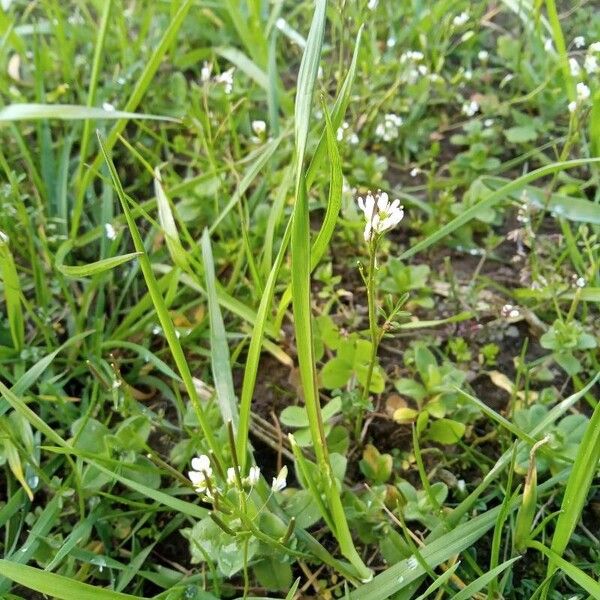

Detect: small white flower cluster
215,68,235,94
105,222,117,241
250,119,267,143
573,36,585,49
0,230,9,244
200,62,235,94
571,274,586,289
501,304,520,319
188,455,287,497
568,82,591,113
400,50,427,84
584,41,600,74
337,121,359,145
462,99,479,117
357,190,404,242
375,113,403,142
453,11,469,27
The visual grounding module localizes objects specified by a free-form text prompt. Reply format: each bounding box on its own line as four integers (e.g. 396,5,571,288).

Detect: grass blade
72,0,193,236
97,133,222,462
0,103,177,123
0,234,24,351
547,396,600,578
0,559,144,600
399,158,600,261
452,557,520,600
201,228,239,430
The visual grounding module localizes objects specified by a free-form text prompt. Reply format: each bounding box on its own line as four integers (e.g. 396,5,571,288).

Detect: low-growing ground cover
0,0,599,598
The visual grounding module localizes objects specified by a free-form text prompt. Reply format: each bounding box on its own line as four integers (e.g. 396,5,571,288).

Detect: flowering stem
356,238,379,439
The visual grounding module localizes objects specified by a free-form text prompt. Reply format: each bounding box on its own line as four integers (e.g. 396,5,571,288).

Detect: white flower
574,276,586,288
367,0,378,9
453,11,469,27
410,167,420,177
501,304,520,319
576,81,590,102
215,67,235,94
584,54,599,74
104,223,117,240
569,58,581,76
271,466,288,492
387,37,396,48
200,61,212,83
317,66,324,80
247,465,261,486
189,454,213,491
357,191,404,242
461,100,479,117
251,120,266,136
226,467,237,485
484,118,494,127
544,39,554,52
400,50,423,63
348,132,359,145
590,42,600,52
102,102,115,112
0,230,8,244
573,36,585,49
375,113,403,142
478,50,489,61
464,69,473,81
568,100,577,113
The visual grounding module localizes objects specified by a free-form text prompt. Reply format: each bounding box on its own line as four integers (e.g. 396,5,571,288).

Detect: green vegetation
0,0,599,598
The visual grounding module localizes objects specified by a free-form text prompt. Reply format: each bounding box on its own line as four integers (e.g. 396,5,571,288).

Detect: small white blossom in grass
215,67,235,94
569,58,581,76
357,191,404,242
189,454,212,491
577,81,590,102
251,119,266,137
200,61,212,83
478,50,489,62
246,465,261,486
453,11,469,27
271,465,287,492
375,113,403,142
102,102,115,112
226,467,237,485
501,304,520,319
544,39,554,52
590,41,600,52
584,54,599,74
462,100,479,117
484,118,494,127
387,37,397,48
104,223,117,240
568,100,577,113
572,274,586,288
574,36,585,49
367,0,378,10
0,230,8,244
410,167,420,177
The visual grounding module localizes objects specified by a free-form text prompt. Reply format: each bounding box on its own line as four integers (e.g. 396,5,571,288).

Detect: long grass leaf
201,228,239,430
547,396,600,576
97,133,222,461
0,559,144,600
399,159,600,261
0,103,177,123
